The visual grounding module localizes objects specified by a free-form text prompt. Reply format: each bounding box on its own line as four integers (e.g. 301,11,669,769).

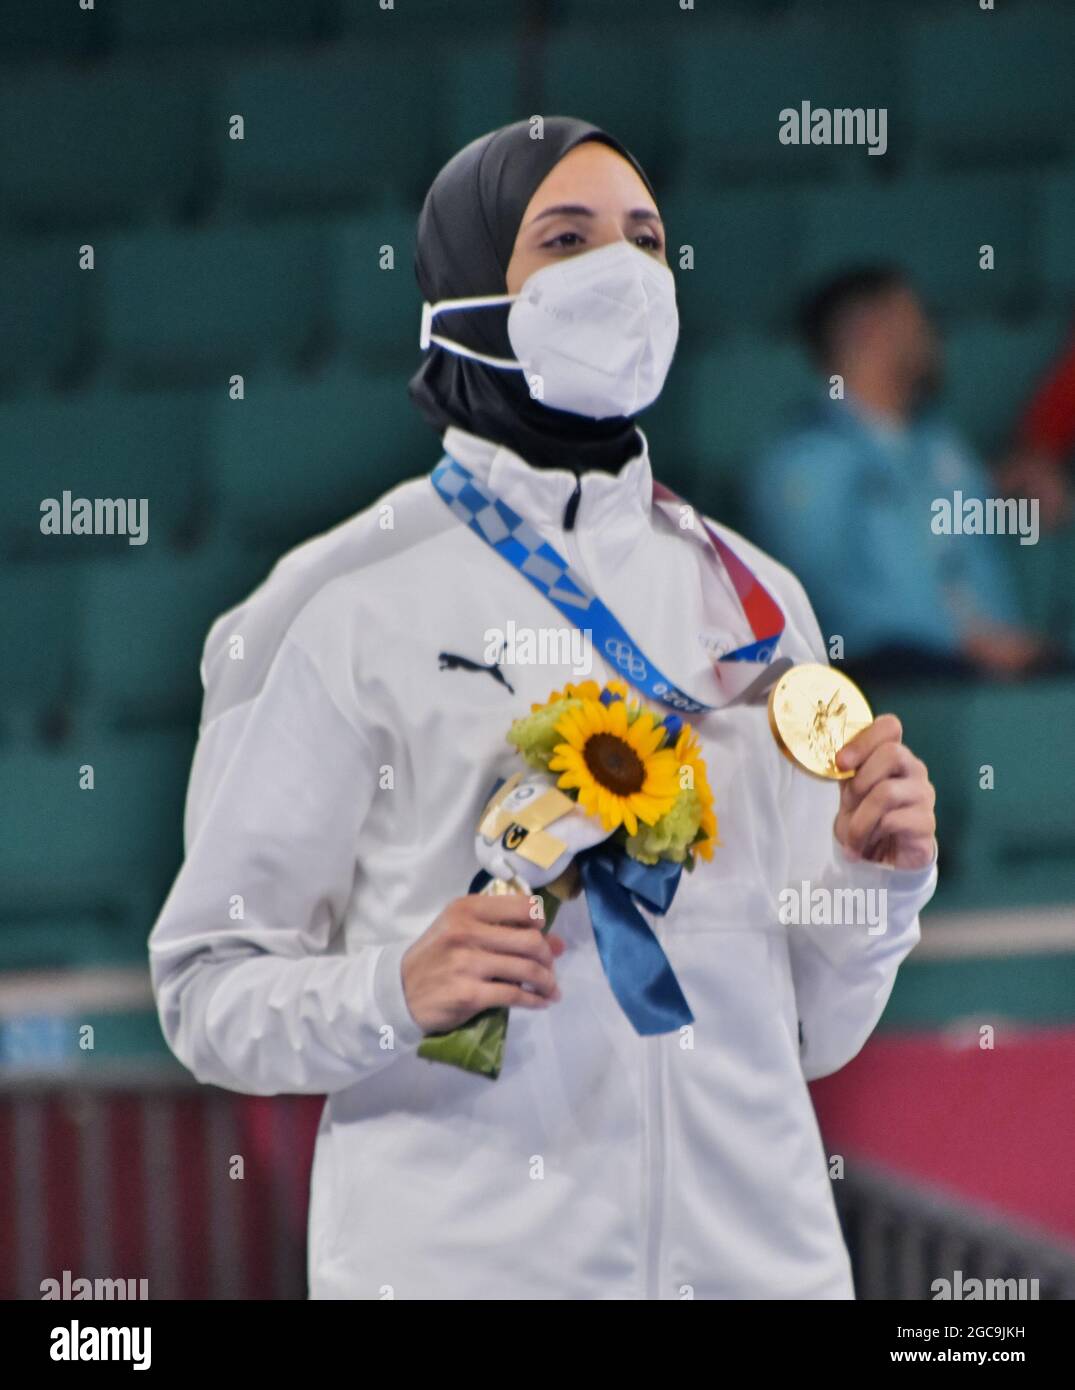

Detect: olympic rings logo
603,638,647,680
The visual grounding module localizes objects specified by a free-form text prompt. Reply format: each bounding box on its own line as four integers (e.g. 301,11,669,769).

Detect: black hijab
408,116,660,474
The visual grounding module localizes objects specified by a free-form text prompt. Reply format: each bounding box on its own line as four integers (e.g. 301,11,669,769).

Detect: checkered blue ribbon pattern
431,453,785,714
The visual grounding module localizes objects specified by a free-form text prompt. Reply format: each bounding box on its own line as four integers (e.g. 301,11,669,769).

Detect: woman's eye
541,230,662,253
544,231,585,249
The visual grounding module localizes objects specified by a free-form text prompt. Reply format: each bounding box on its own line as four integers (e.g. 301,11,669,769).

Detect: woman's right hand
400,894,565,1034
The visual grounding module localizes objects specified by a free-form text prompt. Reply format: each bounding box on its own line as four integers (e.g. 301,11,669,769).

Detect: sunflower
548,696,681,836
508,682,601,771
674,723,719,860
528,679,601,713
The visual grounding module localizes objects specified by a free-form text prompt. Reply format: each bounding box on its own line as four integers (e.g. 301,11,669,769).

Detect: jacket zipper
558,489,666,1299
557,503,599,672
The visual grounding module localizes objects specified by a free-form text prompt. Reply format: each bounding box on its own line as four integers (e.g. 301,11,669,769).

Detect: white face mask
419,240,679,420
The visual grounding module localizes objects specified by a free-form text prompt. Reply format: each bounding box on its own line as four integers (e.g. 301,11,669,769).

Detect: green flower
506,698,580,770
623,787,707,865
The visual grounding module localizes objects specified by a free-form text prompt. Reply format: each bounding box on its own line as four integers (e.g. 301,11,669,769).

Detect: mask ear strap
426,333,524,370
419,292,518,348
419,301,435,351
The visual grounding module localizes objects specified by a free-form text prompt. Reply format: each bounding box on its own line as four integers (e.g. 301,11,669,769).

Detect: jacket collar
440,424,654,538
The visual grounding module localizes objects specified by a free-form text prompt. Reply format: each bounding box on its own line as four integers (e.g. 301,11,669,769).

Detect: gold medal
767,664,873,781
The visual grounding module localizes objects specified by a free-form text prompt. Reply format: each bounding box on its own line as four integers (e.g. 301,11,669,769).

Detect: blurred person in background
746,267,1063,684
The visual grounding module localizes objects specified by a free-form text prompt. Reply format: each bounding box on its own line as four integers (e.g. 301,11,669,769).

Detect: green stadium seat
862,681,972,879
954,680,1075,907
653,337,815,529
433,37,525,174
0,565,79,743
658,185,806,340
628,367,707,507
77,545,267,734
0,235,90,392
1040,172,1075,301
0,64,206,232
540,26,678,187
1,389,207,560
1008,527,1075,641
907,5,1075,171
112,0,326,46
210,365,434,547
673,15,905,186
215,43,438,215
848,677,1075,911
0,917,134,973
96,222,326,387
945,314,1070,457
549,0,786,17
885,952,1075,1031
339,0,514,33
799,172,1037,319
0,731,195,925
677,337,816,467
0,0,103,59
330,207,421,370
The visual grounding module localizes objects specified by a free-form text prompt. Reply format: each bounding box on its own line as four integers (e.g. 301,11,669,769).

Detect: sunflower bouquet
510,678,717,866
416,679,717,1079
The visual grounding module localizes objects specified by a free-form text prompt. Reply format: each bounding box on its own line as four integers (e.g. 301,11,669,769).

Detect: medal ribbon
431,453,786,713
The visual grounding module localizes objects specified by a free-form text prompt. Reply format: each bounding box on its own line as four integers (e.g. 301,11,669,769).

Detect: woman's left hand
833,714,937,871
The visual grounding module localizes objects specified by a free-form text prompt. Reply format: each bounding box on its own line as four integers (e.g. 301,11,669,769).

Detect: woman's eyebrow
529,203,663,225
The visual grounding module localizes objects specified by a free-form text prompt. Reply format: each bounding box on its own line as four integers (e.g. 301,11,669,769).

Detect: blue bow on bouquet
577,848,694,1035
467,851,693,1037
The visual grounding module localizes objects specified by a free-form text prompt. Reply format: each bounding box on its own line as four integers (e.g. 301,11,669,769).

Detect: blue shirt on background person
746,266,1064,682
745,389,1021,669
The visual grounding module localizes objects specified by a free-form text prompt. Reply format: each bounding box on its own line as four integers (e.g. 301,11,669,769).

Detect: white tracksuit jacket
149,422,937,1300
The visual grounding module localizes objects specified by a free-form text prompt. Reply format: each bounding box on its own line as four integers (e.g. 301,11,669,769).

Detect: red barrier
811,1025,1075,1245
0,1088,323,1301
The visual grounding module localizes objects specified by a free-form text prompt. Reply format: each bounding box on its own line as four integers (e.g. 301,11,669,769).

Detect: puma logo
438,645,515,695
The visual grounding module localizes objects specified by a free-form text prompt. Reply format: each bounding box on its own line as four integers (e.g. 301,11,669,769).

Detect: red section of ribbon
652,480,784,644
